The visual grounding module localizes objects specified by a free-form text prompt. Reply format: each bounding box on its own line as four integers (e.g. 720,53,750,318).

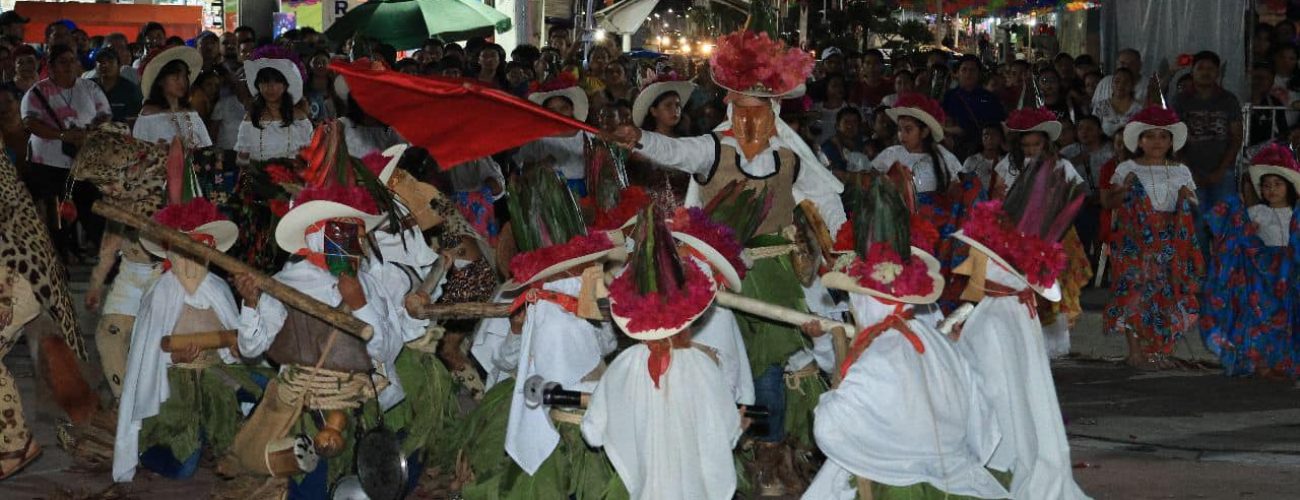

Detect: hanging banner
281,0,324,31
324,0,365,31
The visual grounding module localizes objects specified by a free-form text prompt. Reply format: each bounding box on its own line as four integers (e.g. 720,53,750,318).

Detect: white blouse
1111,160,1197,212
234,118,314,161
1248,205,1294,247
131,111,213,149
870,144,963,193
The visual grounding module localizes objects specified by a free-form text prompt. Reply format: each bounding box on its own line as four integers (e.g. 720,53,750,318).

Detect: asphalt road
2,271,1297,499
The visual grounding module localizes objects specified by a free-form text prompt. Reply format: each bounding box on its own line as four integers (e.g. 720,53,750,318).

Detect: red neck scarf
645,331,694,389
839,304,924,381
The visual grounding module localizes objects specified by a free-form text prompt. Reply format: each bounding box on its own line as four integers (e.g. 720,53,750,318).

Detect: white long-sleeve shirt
237,261,404,409
635,131,848,235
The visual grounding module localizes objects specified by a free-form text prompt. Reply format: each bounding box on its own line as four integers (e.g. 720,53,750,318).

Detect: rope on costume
783,363,820,393
276,364,388,411
741,244,799,263
981,281,1039,319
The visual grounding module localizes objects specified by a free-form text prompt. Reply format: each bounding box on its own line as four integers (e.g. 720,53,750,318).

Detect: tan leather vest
695,134,799,237
267,307,372,373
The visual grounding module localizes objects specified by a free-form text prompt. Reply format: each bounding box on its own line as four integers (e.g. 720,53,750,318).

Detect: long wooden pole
92,201,374,341
416,291,855,334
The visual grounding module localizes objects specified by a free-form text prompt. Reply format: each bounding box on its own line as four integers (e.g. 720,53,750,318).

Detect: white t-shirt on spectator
21,78,111,169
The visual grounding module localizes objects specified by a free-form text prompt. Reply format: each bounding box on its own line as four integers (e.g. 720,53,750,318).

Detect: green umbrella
325,0,512,50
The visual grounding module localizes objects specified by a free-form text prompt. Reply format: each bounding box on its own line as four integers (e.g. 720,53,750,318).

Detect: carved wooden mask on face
728,94,777,161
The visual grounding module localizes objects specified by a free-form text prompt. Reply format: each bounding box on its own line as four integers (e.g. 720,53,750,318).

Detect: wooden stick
413,291,855,334
715,291,856,334
92,200,373,341
417,301,512,319
160,330,238,352
830,326,850,388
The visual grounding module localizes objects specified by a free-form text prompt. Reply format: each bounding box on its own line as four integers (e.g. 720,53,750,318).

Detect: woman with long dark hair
872,93,971,311
134,46,210,149
234,47,311,162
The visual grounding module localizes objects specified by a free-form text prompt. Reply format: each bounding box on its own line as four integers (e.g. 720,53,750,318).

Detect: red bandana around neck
838,304,924,381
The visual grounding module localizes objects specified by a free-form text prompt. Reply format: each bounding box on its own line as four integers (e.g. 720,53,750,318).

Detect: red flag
330,60,598,169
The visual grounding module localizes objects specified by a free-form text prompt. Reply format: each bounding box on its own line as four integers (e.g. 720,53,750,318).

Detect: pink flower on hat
1006,107,1058,131
1128,106,1181,127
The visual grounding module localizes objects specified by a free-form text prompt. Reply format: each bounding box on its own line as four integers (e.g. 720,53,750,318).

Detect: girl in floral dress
1201,144,1300,379
1102,107,1203,369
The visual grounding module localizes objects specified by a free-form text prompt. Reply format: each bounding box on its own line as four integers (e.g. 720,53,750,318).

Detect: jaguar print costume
70,123,169,219
0,144,83,359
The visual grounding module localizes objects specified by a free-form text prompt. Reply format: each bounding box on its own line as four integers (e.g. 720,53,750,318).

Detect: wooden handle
414,291,855,336
93,200,373,341
830,326,850,389
160,330,238,352
715,291,856,335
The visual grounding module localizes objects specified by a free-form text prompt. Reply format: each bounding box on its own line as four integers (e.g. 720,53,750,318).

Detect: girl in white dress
133,46,211,151
234,51,312,163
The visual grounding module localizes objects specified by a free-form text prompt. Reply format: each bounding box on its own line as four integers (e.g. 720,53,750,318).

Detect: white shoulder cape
803,293,1009,499
582,344,742,500
113,272,240,482
954,261,1091,499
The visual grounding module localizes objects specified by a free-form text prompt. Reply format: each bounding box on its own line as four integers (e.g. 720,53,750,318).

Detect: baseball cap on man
0,11,30,26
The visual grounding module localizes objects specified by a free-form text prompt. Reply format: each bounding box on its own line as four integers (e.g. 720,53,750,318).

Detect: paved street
2,274,1298,499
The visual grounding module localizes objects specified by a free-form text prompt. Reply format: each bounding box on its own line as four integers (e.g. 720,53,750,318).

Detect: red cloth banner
330,60,599,168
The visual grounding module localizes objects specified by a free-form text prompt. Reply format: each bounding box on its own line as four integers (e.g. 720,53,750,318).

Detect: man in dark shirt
1173,51,1243,255
943,55,1007,160
90,49,141,124
849,49,892,108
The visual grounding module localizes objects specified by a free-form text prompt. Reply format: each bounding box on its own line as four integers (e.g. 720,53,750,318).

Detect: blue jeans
752,365,787,443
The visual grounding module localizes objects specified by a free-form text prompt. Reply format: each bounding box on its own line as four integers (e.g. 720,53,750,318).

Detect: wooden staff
160,330,238,352
830,326,850,388
92,201,373,341
415,291,855,334
715,292,856,334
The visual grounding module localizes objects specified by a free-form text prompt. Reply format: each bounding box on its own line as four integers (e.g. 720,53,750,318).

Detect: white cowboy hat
500,231,623,292
1123,120,1187,153
609,269,718,341
140,46,202,104
141,220,238,259
528,86,589,122
950,230,1062,303
821,247,945,305
885,106,945,141
671,231,742,292
1249,163,1300,196
1005,118,1062,142
245,58,305,105
274,200,385,254
632,81,696,128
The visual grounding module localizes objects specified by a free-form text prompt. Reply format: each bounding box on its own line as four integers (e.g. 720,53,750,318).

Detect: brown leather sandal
0,437,42,480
